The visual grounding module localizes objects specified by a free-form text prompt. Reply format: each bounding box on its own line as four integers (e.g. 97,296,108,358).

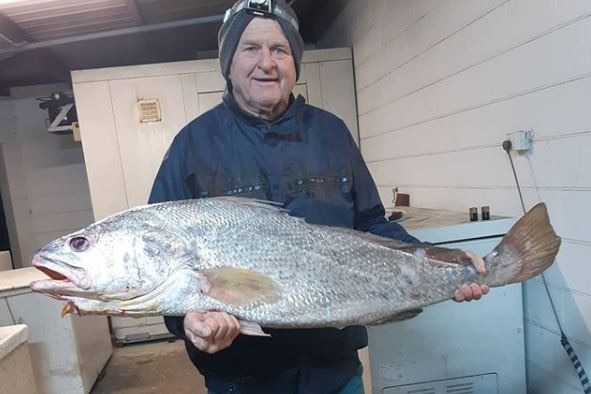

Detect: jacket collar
222,89,305,135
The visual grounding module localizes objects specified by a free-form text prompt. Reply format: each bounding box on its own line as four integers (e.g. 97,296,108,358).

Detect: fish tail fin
485,203,561,286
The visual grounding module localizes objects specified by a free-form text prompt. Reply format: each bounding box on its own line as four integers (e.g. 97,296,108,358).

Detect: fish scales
156,201,420,326
30,197,560,332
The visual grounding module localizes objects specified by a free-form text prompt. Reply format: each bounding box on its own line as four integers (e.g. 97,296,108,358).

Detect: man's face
229,17,297,118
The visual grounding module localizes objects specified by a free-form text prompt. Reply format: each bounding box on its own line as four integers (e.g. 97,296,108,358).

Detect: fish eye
69,236,90,252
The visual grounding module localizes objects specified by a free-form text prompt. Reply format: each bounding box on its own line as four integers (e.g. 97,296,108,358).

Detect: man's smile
253,77,279,83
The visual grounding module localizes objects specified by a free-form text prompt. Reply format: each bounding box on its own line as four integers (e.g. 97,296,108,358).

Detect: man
149,1,488,393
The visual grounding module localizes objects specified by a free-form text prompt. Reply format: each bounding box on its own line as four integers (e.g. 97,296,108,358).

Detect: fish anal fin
369,308,423,325
202,267,278,307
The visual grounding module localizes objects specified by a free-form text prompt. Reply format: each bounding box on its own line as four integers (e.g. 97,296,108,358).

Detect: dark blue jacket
149,93,417,394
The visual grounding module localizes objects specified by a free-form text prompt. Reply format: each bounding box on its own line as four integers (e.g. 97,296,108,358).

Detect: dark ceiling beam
124,0,144,26
291,0,348,44
0,12,68,89
311,0,350,42
0,12,30,47
0,49,69,90
122,0,150,62
0,14,224,56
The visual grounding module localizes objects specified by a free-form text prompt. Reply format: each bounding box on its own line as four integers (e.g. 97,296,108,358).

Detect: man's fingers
185,329,198,344
217,312,240,342
228,314,242,341
453,282,490,302
185,327,212,353
454,284,471,301
470,283,483,300
199,322,214,338
209,313,229,342
466,250,486,274
183,311,241,354
184,311,214,338
191,336,214,353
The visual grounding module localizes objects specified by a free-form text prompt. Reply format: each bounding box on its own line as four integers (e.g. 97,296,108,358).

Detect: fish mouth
30,255,93,296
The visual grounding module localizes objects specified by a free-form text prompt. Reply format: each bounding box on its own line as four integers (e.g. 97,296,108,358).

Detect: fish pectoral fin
369,308,423,325
239,320,271,337
201,267,278,307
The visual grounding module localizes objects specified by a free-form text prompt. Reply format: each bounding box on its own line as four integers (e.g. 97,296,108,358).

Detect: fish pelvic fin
202,267,278,307
239,320,271,337
486,203,561,286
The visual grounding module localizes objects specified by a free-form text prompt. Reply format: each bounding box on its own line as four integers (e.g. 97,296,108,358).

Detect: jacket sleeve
347,129,420,244
148,135,192,339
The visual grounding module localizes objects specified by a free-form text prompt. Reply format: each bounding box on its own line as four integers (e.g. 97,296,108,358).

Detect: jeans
207,367,365,394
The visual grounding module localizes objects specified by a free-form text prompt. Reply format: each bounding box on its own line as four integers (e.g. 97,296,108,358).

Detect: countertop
0,267,49,293
386,206,507,231
0,324,28,360
386,206,515,244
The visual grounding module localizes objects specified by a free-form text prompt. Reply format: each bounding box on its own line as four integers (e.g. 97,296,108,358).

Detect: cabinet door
109,75,188,207
318,60,359,145
74,81,129,220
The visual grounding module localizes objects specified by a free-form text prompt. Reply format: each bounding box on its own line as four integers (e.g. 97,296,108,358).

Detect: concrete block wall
319,1,591,392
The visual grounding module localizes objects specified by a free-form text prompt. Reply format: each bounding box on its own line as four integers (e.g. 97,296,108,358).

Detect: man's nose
257,47,276,71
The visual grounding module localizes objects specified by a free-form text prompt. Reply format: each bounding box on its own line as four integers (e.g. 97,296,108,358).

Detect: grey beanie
218,0,304,81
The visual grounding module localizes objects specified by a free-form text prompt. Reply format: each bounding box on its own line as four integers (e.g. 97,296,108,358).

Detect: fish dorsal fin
396,244,474,266
329,226,474,265
210,196,288,213
325,226,417,249
201,267,278,307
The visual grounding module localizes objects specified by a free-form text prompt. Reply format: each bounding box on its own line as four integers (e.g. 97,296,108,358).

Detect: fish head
30,209,190,313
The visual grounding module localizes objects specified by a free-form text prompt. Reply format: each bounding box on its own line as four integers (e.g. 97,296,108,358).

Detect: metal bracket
47,103,75,133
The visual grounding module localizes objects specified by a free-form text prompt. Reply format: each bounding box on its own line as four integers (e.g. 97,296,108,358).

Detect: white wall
0,85,94,268
320,0,591,393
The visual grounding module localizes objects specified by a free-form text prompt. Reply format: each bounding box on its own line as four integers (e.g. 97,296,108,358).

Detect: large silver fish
30,197,560,335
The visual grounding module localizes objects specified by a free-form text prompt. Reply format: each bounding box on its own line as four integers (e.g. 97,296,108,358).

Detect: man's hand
453,251,490,302
184,311,241,354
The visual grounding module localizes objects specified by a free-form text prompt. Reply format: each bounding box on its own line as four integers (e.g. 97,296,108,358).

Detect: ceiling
0,0,345,93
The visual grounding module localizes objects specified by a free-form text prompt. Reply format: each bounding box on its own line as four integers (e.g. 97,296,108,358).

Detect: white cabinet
72,48,359,344
0,251,12,271
368,208,526,394
109,75,189,208
0,325,38,394
0,268,112,394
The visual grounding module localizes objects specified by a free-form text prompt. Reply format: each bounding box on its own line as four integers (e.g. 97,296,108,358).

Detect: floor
91,339,207,394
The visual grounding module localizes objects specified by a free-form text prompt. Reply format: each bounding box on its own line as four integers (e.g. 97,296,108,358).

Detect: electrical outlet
506,130,533,152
